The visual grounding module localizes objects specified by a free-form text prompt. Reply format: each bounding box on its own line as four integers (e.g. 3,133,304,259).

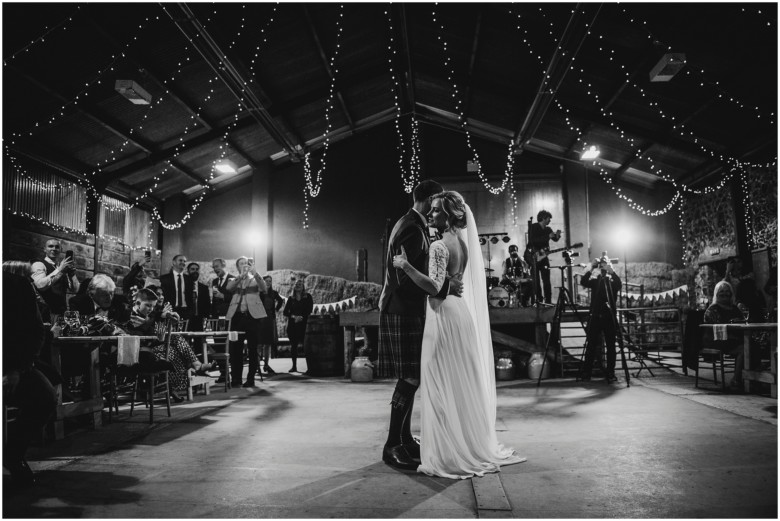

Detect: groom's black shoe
402,442,420,461
382,444,418,471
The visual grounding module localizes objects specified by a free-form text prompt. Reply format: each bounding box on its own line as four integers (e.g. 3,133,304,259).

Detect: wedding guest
225,257,268,387
259,275,285,376
3,271,57,488
703,280,745,390
121,256,150,300
210,258,235,318
187,262,212,331
31,238,79,323
160,254,193,325
283,279,313,374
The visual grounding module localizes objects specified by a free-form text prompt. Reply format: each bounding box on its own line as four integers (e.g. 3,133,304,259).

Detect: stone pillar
250,161,272,273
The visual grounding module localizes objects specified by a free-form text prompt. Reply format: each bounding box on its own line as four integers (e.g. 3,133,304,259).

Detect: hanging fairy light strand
431,6,513,195
3,6,82,64
384,8,422,193
302,4,346,228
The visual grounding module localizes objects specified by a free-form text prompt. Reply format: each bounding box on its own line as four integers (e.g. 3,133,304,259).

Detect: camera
597,251,619,266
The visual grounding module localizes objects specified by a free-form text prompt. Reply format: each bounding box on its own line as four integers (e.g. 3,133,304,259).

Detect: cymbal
484,268,495,273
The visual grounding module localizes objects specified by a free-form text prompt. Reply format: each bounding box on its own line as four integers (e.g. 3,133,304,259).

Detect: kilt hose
377,312,425,380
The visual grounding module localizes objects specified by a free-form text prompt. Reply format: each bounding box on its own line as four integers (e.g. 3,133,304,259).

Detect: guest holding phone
31,238,79,323
225,257,267,387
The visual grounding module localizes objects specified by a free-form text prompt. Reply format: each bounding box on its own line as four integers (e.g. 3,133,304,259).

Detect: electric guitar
525,242,584,263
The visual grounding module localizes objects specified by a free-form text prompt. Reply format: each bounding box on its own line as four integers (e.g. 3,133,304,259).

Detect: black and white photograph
2,2,777,518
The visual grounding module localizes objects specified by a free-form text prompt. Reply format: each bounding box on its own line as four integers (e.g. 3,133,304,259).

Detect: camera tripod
576,269,632,386
535,280,588,387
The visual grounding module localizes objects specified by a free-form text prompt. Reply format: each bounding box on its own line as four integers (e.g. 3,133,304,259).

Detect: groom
377,180,462,470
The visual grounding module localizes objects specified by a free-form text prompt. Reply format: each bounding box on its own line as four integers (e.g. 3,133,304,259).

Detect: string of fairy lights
5,4,775,246
384,8,422,194
3,6,82,64
430,6,515,197
301,4,346,229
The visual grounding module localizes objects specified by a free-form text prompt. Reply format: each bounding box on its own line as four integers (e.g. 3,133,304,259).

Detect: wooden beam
461,8,484,119
302,5,355,131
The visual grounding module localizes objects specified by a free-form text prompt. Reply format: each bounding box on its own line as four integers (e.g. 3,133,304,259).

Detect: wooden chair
203,317,231,391
695,326,738,391
129,321,174,423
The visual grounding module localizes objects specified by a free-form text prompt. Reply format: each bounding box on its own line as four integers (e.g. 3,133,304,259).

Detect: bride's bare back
439,232,468,279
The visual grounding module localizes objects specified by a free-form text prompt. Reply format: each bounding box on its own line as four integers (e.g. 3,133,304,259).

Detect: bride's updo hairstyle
433,191,468,230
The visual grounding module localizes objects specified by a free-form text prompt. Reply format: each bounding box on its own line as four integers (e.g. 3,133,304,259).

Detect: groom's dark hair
412,180,443,203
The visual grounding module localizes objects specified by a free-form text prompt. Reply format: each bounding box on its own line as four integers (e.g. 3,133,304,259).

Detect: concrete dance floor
3,362,777,518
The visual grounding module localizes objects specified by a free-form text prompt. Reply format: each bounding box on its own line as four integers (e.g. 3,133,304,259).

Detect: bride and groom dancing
377,180,526,479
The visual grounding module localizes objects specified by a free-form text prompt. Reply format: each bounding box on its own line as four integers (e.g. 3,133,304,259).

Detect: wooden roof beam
302,6,355,131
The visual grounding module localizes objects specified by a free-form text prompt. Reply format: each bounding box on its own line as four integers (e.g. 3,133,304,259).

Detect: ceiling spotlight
581,145,600,160
502,236,511,243
479,237,487,246
215,160,237,174
490,237,499,244
115,80,152,105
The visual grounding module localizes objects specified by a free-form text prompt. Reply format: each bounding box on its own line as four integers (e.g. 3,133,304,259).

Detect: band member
527,210,561,305
501,245,531,306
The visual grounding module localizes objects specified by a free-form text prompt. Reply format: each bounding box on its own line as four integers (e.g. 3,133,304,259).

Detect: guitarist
526,210,561,304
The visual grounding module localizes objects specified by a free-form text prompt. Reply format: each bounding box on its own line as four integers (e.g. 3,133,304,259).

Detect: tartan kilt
377,312,425,379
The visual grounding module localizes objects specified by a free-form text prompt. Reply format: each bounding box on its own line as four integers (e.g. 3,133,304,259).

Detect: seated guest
126,287,216,402
68,274,132,325
703,281,745,390
121,256,150,301
2,261,65,394
3,271,57,488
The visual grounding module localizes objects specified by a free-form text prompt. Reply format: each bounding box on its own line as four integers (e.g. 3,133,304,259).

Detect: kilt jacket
379,209,449,317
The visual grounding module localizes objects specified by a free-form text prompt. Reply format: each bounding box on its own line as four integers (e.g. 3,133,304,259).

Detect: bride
393,191,526,479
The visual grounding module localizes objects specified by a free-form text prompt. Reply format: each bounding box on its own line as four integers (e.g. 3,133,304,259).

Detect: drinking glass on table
63,310,81,335
737,303,750,323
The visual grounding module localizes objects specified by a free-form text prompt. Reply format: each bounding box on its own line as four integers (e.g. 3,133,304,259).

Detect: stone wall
2,213,162,297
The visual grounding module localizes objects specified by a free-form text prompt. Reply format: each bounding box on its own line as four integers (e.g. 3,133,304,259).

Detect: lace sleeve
428,241,449,294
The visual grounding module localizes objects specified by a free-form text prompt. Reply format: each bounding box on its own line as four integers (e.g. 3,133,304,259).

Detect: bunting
312,296,357,315
625,284,689,304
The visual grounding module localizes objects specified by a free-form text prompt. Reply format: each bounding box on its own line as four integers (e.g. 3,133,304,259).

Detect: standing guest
3,271,57,488
210,258,235,318
187,262,212,332
501,245,531,307
31,238,79,323
225,257,268,388
160,254,193,326
259,275,285,376
121,256,150,301
283,279,313,374
580,256,623,382
526,210,561,305
209,258,235,384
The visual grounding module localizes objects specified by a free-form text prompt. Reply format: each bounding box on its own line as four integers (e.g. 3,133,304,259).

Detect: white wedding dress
417,204,526,479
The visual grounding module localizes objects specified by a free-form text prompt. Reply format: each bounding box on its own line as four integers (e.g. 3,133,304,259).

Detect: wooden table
700,323,777,397
338,306,559,378
51,335,156,439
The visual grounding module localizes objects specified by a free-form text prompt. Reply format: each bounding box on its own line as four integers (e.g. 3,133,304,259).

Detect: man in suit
210,258,235,318
160,254,193,326
377,180,462,471
186,262,211,332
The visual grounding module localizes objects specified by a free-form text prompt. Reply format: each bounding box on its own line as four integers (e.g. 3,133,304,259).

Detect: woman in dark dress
283,279,313,373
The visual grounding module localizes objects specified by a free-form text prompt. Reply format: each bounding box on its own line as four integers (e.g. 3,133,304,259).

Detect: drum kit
486,267,532,308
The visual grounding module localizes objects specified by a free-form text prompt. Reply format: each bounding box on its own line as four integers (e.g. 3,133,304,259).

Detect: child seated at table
127,287,216,401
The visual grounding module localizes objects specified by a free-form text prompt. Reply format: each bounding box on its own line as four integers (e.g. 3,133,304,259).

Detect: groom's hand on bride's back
448,278,463,298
